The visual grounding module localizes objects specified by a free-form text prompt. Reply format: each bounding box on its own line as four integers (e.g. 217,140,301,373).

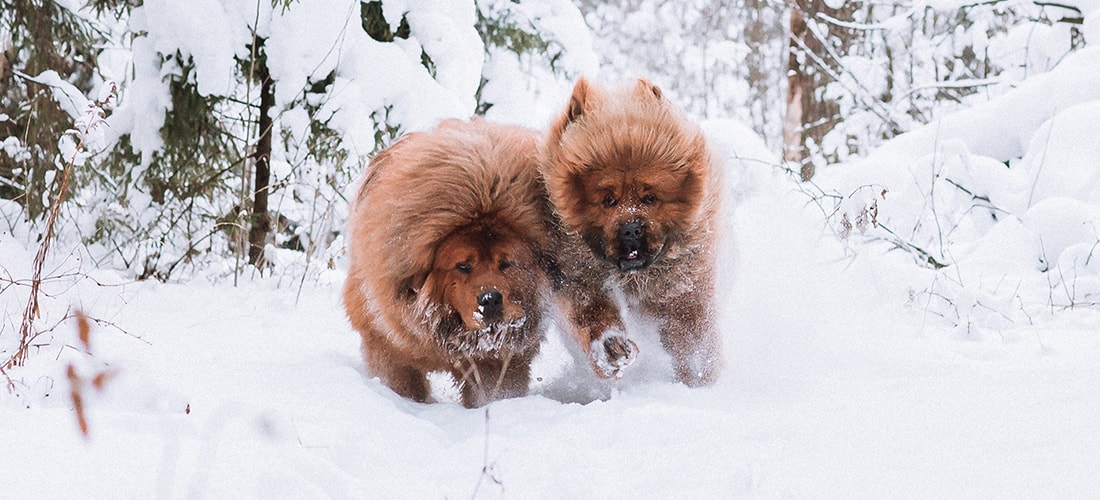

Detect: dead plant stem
7,135,84,369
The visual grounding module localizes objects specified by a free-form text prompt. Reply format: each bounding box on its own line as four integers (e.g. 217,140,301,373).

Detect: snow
1089,8,1100,41
404,1,483,100
475,0,599,128
113,0,491,163
16,70,88,121
5,3,1100,498
1019,100,1100,206
6,159,1100,496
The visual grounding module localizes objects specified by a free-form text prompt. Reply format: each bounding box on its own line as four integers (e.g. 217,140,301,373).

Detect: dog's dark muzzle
477,290,504,322
616,221,650,272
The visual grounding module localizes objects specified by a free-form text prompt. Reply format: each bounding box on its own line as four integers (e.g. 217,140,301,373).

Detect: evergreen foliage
145,55,239,205
361,0,411,42
474,0,567,115
0,0,104,219
476,5,560,66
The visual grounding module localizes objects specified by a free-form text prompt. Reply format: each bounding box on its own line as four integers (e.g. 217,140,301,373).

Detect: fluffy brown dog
343,118,551,407
541,77,723,386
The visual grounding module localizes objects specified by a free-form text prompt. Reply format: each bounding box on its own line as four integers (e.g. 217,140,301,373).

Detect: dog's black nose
618,221,644,248
477,290,503,321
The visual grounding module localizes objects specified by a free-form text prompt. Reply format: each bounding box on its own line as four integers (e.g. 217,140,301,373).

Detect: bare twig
1026,111,1057,208
471,406,502,499
926,123,947,263
875,223,949,269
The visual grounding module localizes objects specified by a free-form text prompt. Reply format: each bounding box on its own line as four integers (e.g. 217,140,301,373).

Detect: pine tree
97,49,243,280
0,0,103,219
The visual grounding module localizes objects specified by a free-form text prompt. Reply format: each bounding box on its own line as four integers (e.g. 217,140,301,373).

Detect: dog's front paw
589,330,638,379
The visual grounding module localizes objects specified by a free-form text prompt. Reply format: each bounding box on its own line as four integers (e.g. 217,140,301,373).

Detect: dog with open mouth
541,77,724,386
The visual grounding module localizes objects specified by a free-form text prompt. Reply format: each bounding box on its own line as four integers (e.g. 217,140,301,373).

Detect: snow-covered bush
819,35,1100,334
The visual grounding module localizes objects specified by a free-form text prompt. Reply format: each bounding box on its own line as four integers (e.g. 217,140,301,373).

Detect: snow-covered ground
5,17,1100,500
9,244,1100,498
5,115,1100,498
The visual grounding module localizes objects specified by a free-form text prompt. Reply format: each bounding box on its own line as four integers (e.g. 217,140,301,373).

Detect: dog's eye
641,194,658,205
499,261,513,271
455,263,472,274
603,195,617,207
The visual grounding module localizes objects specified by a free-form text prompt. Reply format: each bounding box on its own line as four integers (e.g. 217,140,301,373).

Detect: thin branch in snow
797,17,903,130
928,123,946,262
471,406,503,499
1026,110,1058,208
814,11,896,31
897,78,1002,101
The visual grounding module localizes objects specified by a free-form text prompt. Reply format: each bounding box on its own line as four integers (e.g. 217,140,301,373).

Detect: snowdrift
820,46,1100,337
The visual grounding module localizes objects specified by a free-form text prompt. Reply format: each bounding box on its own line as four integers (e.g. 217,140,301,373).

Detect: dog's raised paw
589,330,639,379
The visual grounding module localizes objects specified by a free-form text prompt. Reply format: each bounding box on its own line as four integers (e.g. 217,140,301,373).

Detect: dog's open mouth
618,249,649,272
616,240,669,273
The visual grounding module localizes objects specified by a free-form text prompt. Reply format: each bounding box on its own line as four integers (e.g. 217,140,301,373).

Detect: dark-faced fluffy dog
541,77,723,386
343,118,552,407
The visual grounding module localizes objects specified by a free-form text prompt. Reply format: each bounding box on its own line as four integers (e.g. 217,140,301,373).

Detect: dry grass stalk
5,84,115,370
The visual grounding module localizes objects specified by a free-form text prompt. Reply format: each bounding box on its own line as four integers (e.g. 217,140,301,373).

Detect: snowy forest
2,0,1100,496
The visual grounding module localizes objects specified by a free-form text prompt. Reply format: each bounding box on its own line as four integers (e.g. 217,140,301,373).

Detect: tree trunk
784,1,860,181
784,6,812,181
248,46,274,267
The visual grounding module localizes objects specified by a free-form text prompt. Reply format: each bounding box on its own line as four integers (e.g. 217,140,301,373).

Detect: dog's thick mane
545,77,710,180
353,118,548,301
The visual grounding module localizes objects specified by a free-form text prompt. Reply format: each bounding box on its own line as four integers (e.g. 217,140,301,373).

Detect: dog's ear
635,78,663,102
565,77,594,124
549,77,598,147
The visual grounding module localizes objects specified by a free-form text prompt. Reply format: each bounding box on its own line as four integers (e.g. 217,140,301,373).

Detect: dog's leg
386,365,433,402
555,290,638,379
372,362,431,402
545,237,638,378
645,290,722,387
489,352,534,402
453,355,532,407
361,335,431,402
